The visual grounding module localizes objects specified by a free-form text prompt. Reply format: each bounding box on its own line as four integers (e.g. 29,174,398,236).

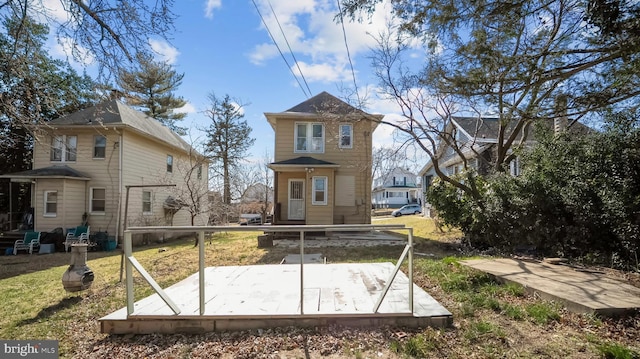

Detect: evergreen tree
0,16,98,211
204,93,255,206
117,54,188,135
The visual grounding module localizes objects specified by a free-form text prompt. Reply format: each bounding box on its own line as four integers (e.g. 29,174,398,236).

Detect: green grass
0,218,637,358
596,342,640,359
525,302,562,325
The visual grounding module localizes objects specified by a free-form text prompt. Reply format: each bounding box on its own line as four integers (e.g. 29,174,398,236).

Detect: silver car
391,204,422,217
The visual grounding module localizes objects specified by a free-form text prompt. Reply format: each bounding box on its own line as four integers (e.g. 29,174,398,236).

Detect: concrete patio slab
460,258,640,316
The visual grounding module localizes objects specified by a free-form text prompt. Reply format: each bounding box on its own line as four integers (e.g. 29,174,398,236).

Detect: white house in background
371,167,420,209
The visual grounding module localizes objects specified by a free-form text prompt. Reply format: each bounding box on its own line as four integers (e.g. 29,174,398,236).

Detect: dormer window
51,135,77,162
295,122,324,153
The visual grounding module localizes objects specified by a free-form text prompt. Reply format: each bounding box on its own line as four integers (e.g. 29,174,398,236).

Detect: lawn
0,216,638,358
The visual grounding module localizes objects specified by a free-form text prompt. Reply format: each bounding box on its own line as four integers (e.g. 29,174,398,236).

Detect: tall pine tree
117,54,188,135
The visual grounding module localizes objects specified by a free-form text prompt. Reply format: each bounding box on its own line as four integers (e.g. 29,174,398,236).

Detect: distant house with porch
371,167,420,209
0,100,209,244
266,92,382,225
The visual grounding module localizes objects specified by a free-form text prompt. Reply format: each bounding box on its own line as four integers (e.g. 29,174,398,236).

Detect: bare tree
0,0,176,131
340,0,640,202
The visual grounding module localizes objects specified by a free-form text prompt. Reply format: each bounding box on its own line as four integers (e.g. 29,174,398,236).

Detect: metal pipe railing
122,224,414,317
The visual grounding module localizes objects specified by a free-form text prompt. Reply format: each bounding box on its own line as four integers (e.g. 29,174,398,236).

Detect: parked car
391,204,422,217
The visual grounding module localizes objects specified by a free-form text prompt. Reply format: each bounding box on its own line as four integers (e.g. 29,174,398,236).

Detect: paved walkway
460,258,640,316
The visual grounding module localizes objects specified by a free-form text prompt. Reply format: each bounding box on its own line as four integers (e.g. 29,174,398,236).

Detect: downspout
114,129,123,246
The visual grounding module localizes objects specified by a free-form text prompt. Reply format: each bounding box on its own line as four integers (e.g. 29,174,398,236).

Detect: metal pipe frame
122,224,414,317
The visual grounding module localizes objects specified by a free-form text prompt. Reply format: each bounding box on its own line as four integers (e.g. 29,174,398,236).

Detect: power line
267,0,312,98
251,0,310,99
335,0,362,108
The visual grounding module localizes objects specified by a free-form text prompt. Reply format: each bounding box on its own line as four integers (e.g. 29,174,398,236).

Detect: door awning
0,165,91,181
268,156,340,172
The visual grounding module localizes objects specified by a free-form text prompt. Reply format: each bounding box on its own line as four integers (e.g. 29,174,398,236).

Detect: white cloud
249,0,394,83
31,0,72,23
50,37,95,67
177,102,197,114
294,61,350,83
204,0,223,19
149,39,180,64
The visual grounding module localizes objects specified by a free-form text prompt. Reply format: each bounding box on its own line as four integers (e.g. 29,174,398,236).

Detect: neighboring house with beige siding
266,92,382,225
1,100,209,245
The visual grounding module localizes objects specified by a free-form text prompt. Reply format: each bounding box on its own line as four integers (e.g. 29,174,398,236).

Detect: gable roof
48,100,193,153
286,91,364,114
265,91,383,130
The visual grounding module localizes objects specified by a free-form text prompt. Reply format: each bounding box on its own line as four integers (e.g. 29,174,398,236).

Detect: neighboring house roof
0,165,91,180
268,156,340,171
47,99,195,154
418,117,592,176
265,91,383,130
452,116,591,144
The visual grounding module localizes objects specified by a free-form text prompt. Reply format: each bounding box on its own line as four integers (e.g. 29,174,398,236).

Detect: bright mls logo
1,340,58,358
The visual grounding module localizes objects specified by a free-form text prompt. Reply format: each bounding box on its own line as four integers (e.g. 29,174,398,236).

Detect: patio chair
13,231,41,255
64,225,90,252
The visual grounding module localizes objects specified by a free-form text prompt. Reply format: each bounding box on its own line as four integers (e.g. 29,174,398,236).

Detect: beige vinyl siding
33,129,120,233
121,131,209,229
32,127,209,237
306,168,333,225
272,115,374,224
35,178,86,232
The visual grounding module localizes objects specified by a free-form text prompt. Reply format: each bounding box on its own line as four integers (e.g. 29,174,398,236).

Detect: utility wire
267,0,313,98
335,0,362,108
251,0,310,98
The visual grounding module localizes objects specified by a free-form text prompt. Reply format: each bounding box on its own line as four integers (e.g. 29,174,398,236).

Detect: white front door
288,179,305,220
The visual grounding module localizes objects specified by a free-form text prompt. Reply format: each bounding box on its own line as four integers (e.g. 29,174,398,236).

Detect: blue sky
48,0,425,167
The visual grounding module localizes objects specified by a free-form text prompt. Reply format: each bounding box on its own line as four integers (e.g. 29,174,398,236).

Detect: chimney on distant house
554,94,568,134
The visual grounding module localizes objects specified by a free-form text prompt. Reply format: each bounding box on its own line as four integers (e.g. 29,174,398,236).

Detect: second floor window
295,123,324,153
94,136,106,158
339,124,352,148
167,155,173,173
51,135,77,162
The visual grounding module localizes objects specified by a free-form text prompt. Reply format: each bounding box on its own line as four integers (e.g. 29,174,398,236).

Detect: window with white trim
94,135,106,159
90,188,106,213
51,135,77,162
312,176,327,205
295,123,324,153
44,191,57,217
167,155,173,173
142,191,152,214
339,124,353,148
197,164,202,180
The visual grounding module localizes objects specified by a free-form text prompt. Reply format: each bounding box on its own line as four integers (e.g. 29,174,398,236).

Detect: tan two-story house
266,92,382,225
1,100,209,244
